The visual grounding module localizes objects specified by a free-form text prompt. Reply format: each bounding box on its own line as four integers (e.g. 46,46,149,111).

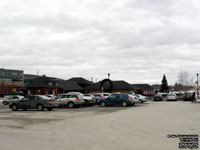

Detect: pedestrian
192,92,196,102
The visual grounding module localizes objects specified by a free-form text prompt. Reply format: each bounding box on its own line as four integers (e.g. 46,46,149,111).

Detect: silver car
2,95,24,105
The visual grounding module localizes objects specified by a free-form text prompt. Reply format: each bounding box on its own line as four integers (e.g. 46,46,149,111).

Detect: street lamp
197,73,199,99
108,73,110,79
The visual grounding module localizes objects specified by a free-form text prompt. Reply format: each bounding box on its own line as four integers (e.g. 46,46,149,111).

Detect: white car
136,94,148,103
166,93,177,101
68,92,96,106
102,93,111,98
128,94,140,104
128,93,140,104
83,94,96,106
2,95,24,105
56,93,85,108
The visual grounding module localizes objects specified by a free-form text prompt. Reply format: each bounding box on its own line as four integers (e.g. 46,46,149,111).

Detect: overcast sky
1,0,200,85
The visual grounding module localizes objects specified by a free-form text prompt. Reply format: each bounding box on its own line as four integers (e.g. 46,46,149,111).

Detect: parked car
99,94,137,107
128,93,140,103
9,95,58,111
91,93,111,104
102,93,111,98
166,92,177,101
91,93,105,103
2,95,24,105
67,92,96,106
55,93,85,108
45,94,56,98
153,94,163,101
183,92,194,101
135,94,148,103
83,94,96,106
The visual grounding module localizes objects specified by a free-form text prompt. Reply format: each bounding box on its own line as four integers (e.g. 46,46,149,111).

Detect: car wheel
121,101,128,107
3,101,7,105
68,102,74,108
12,104,18,111
100,102,106,107
37,104,44,111
47,108,53,111
84,101,89,107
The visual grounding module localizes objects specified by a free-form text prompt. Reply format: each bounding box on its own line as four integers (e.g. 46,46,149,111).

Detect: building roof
0,68,23,72
26,76,59,88
25,76,83,91
67,77,92,85
132,84,154,91
86,80,137,91
56,80,83,91
24,74,41,80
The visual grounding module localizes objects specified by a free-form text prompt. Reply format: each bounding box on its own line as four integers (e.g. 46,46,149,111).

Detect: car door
106,95,119,105
60,95,69,105
113,94,123,105
19,97,30,109
29,96,38,109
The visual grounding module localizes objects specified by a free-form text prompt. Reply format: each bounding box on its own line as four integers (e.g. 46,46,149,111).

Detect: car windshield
155,94,162,97
94,94,101,96
185,92,192,96
23,97,30,101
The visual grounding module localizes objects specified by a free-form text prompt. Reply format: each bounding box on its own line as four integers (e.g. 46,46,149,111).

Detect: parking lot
0,100,200,150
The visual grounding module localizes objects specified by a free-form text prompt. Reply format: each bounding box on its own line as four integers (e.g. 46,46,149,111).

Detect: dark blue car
99,94,136,107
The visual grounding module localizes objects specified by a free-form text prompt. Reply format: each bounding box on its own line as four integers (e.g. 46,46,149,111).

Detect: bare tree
176,71,194,91
178,71,189,86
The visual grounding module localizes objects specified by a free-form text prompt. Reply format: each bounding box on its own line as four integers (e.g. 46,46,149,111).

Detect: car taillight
134,97,137,99
76,97,79,101
128,97,131,101
47,100,51,103
100,96,103,98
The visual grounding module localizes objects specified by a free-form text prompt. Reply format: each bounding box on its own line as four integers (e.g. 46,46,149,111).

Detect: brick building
0,68,24,96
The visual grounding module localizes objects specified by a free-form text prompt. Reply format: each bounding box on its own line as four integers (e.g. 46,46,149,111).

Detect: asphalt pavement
0,101,199,150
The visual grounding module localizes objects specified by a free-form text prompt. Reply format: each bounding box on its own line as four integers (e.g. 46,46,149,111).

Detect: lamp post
197,73,199,99
108,73,110,79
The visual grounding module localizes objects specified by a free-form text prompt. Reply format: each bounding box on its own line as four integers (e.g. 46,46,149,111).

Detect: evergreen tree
160,74,169,92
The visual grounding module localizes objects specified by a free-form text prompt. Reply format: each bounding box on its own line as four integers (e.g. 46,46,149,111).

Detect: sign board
13,88,16,92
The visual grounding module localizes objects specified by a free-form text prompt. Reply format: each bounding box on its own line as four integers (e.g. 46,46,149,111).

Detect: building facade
0,68,24,96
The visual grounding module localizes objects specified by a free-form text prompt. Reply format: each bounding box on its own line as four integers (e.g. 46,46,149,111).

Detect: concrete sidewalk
192,99,200,103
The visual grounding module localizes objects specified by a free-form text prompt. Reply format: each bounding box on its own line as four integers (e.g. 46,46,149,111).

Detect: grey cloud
1,0,200,85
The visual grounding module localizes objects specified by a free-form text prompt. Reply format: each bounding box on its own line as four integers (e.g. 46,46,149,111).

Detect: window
48,82,52,86
23,98,30,101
